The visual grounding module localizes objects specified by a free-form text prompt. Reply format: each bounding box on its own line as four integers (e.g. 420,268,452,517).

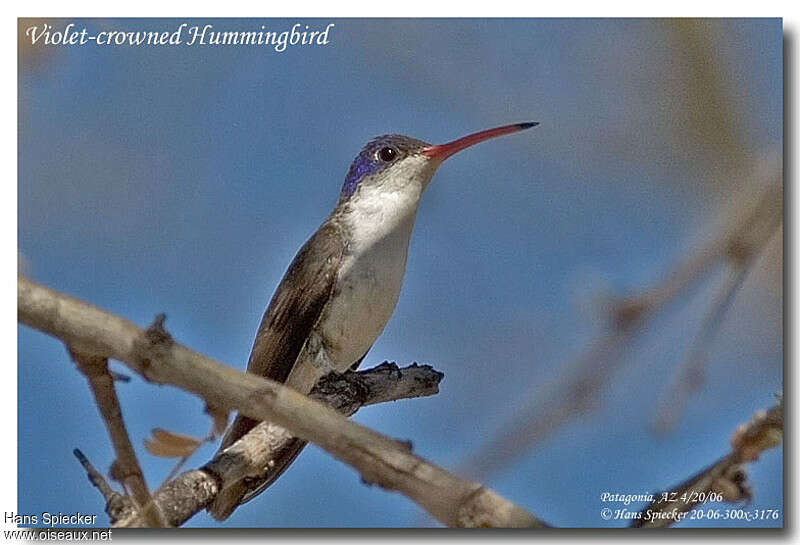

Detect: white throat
314,154,437,369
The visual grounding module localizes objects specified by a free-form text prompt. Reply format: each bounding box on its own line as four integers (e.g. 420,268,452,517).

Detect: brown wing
208,219,345,520
217,219,345,452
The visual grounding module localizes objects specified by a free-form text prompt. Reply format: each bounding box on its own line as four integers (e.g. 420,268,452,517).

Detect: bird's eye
377,147,398,162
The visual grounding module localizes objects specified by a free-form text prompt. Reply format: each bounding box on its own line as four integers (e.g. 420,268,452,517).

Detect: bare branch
632,402,782,528
19,276,546,528
68,349,166,528
652,262,752,431
73,448,116,502
73,449,137,524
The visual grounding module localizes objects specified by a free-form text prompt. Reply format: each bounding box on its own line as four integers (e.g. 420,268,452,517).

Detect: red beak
421,122,538,161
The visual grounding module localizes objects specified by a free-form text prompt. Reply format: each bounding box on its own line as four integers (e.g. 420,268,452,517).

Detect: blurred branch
461,170,781,478
653,173,782,430
665,19,748,173
69,349,166,527
632,401,782,528
19,276,547,528
652,260,761,431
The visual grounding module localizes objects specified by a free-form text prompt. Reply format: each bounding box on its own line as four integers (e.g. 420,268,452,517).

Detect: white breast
319,179,423,369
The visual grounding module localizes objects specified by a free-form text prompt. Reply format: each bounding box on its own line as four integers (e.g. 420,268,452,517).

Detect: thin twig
73,448,116,502
109,370,131,383
68,349,167,528
73,449,137,524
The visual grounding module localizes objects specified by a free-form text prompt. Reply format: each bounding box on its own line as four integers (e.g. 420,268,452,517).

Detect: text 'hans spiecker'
5,511,97,527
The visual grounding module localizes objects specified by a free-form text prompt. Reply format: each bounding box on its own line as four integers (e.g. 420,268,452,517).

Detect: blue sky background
18,18,782,528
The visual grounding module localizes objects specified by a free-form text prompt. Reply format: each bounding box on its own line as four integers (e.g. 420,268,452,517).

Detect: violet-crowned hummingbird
208,122,538,520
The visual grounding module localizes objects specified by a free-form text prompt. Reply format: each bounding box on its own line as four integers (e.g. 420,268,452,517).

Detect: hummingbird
207,122,538,520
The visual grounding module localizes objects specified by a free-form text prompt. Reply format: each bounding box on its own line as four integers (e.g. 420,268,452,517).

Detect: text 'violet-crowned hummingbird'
208,121,538,520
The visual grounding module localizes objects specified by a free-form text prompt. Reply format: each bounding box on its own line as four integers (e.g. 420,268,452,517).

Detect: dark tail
206,414,307,521
241,439,307,504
